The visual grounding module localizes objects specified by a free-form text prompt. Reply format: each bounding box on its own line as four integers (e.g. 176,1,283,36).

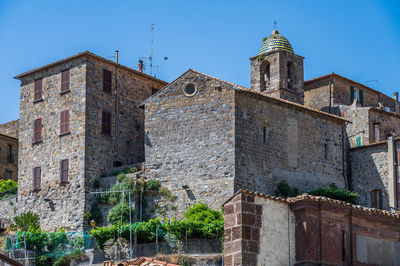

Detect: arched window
260,61,270,92
287,62,295,89
371,189,383,209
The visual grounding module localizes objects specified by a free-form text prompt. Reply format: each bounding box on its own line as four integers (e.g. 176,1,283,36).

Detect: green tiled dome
258,30,293,55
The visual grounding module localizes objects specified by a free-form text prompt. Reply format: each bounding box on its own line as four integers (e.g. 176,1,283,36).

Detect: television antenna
139,23,168,77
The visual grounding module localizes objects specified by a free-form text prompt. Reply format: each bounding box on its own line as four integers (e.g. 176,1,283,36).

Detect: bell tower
250,29,304,105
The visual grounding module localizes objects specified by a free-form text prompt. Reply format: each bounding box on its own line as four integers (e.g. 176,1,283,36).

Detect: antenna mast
149,23,154,75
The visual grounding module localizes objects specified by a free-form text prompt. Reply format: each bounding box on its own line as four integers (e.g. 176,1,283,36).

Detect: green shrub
0,179,17,192
84,205,103,225
123,167,139,174
274,181,359,204
274,180,299,197
107,199,133,225
159,187,177,201
35,255,52,266
308,183,359,204
146,180,161,191
53,256,68,266
116,173,126,182
10,212,40,231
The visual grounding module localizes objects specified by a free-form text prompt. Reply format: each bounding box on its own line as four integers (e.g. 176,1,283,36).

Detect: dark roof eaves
0,133,18,141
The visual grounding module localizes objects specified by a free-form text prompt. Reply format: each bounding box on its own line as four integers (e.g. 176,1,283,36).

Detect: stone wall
250,51,304,104
144,70,236,218
304,74,398,112
84,57,165,190
0,120,19,139
224,190,400,265
0,134,18,181
350,140,400,210
340,106,370,148
0,195,17,223
17,57,88,231
235,90,346,195
369,108,400,142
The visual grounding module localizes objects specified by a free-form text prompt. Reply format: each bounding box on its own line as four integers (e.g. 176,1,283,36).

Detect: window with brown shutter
34,78,43,102
60,159,69,183
33,118,42,143
102,110,112,135
33,166,41,190
61,69,70,93
103,69,112,94
371,189,383,209
60,110,70,135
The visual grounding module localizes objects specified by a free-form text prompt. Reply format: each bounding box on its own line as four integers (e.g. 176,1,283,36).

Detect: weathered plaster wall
145,71,236,218
235,90,346,195
17,58,87,231
0,135,18,181
0,120,19,139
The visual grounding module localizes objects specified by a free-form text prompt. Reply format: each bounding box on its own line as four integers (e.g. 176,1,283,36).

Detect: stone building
14,51,166,230
142,30,347,217
0,133,18,181
304,73,399,114
224,190,400,266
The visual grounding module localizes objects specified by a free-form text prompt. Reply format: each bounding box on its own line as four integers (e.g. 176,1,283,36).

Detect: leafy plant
159,187,177,201
308,183,359,204
10,212,40,231
274,180,299,197
0,179,17,192
257,54,265,62
116,173,126,182
146,180,161,191
107,199,133,225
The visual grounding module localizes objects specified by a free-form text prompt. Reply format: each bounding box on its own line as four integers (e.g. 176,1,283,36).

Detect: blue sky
0,0,399,123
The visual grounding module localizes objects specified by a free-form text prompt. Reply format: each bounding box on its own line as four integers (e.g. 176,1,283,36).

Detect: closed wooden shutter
103,69,112,94
102,110,111,135
34,79,43,101
33,167,41,190
33,118,42,142
60,159,69,182
61,69,70,93
359,89,364,106
350,86,354,103
60,110,70,135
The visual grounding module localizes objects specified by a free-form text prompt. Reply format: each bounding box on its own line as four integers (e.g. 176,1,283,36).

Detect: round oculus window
184,83,197,96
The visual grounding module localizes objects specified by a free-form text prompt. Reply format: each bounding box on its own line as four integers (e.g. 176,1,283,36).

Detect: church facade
142,30,348,216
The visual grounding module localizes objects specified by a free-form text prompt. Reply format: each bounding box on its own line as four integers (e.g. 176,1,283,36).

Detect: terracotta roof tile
225,189,400,219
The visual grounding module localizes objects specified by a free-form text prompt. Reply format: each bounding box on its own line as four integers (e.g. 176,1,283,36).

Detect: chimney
395,92,399,113
115,50,119,64
139,60,144,73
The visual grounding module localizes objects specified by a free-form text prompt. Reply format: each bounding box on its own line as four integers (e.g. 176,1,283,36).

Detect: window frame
371,189,383,209
103,69,112,94
102,110,112,135
33,118,43,143
34,78,43,102
60,109,70,136
60,159,69,183
61,69,71,94
33,166,41,191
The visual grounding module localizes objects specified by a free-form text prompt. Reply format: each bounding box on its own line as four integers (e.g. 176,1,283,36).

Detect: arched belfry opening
260,61,270,92
250,29,304,104
287,62,295,90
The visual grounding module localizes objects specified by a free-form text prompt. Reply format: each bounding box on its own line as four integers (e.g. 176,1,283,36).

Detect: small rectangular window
61,69,70,93
34,78,43,101
371,190,383,209
7,144,14,163
102,110,112,135
33,118,43,143
60,110,70,135
324,143,328,159
103,69,112,94
60,159,69,183
33,166,41,190
373,123,380,143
